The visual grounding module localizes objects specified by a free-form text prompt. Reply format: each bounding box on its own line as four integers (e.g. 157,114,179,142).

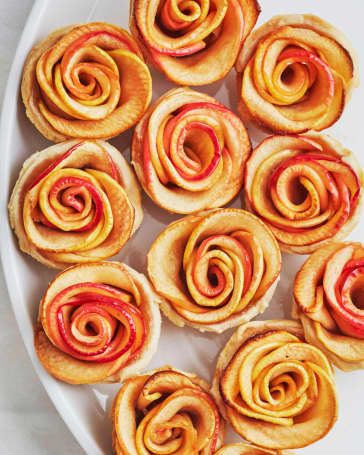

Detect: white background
0,1,363,454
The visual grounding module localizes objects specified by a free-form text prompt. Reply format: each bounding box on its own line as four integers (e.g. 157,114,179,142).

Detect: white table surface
0,2,82,453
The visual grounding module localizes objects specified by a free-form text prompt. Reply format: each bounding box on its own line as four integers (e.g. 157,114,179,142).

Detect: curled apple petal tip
22,22,152,142
130,0,260,85
132,88,251,214
112,368,223,455
294,242,364,371
9,140,143,269
147,208,281,332
244,133,363,254
212,320,338,450
215,443,291,455
34,262,161,384
236,14,358,133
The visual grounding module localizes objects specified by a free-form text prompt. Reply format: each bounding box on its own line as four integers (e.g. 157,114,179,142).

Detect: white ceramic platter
1,0,363,453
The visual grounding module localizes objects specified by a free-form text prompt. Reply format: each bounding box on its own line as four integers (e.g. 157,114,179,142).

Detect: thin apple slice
215,443,284,455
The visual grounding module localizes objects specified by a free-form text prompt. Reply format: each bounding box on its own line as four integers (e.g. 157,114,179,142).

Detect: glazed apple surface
132,88,251,214
244,133,363,254
236,14,358,133
35,262,161,384
130,0,260,85
9,140,142,268
212,320,338,450
148,209,281,332
22,22,152,141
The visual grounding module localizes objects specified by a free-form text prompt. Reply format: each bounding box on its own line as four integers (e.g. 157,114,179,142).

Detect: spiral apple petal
244,134,363,254
212,320,338,450
22,23,152,142
34,262,161,384
9,140,143,268
148,209,281,332
130,0,260,85
112,368,222,455
236,14,358,133
294,242,364,371
132,88,250,214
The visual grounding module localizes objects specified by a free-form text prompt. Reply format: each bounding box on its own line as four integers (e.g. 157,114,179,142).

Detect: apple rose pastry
130,0,260,85
216,443,290,455
148,209,281,332
236,14,358,133
22,22,152,142
132,88,251,214
294,242,364,371
244,134,363,254
9,140,142,269
112,367,223,454
34,262,161,384
212,320,338,450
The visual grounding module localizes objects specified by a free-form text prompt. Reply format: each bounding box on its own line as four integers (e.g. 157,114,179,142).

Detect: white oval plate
1,0,363,453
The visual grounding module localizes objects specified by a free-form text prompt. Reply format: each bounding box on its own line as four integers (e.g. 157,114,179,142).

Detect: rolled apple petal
132,88,251,214
112,367,223,455
130,0,260,85
215,443,291,454
244,133,363,254
294,242,364,371
34,261,161,384
236,14,358,133
211,320,338,450
22,23,152,142
147,208,281,332
9,140,143,269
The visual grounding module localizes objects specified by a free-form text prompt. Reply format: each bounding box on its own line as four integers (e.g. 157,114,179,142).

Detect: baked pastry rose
148,209,281,332
132,88,251,213
215,443,290,454
9,140,142,268
212,320,338,450
244,133,363,254
112,367,223,454
22,22,152,142
130,0,260,85
35,262,161,384
236,14,358,133
294,242,364,371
